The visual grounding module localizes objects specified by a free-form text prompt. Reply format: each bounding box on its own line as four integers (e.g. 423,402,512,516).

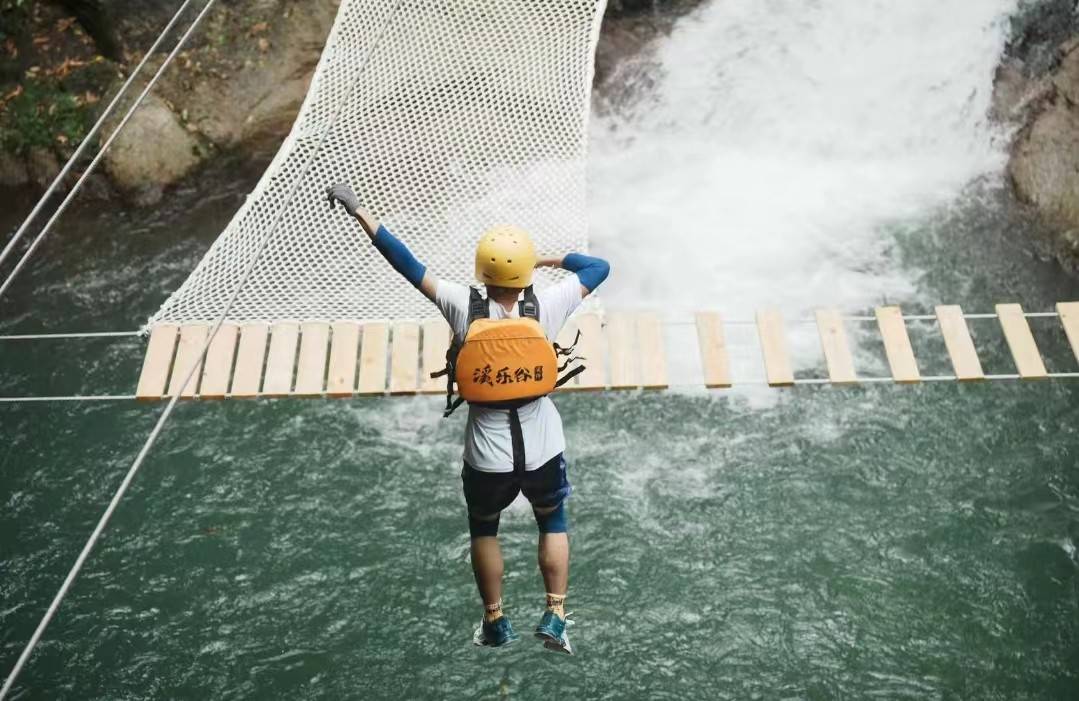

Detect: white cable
0,3,404,697
665,310,1063,326
0,395,137,403
0,0,219,305
0,0,197,272
0,331,139,341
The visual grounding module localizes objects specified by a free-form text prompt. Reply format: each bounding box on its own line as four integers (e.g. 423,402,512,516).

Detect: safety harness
431,286,585,422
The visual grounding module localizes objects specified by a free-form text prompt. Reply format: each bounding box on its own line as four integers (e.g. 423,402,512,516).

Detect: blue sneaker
473,616,520,648
534,611,573,655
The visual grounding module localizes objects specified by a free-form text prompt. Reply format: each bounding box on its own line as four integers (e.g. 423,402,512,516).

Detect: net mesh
148,0,607,327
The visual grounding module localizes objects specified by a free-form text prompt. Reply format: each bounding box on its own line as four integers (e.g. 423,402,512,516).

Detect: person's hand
326,183,362,218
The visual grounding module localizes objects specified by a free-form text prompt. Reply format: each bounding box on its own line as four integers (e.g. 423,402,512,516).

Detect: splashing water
589,0,1019,318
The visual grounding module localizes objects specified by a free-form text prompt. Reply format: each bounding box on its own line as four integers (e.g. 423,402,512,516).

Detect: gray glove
326,183,361,217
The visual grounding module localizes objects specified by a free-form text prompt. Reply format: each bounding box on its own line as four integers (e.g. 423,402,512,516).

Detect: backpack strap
434,287,489,417
468,286,488,324
553,326,586,388
554,364,586,388
518,285,540,321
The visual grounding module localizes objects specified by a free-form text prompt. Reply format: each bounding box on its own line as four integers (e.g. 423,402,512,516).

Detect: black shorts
461,453,572,517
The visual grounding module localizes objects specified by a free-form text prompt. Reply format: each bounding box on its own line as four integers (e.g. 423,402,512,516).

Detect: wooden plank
553,320,581,390
420,319,451,395
607,313,638,389
875,306,920,384
230,324,269,398
261,322,299,397
996,304,1047,380
389,322,420,395
199,324,238,399
294,322,330,397
637,313,668,389
755,309,794,387
326,321,360,398
815,308,858,385
167,324,208,398
935,305,984,381
694,312,731,389
566,313,604,391
135,324,178,401
1058,302,1079,366
357,322,390,395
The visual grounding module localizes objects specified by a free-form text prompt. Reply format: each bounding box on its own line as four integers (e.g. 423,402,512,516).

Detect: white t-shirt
434,276,584,473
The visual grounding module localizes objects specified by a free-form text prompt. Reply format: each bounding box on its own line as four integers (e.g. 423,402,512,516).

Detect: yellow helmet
474,225,537,288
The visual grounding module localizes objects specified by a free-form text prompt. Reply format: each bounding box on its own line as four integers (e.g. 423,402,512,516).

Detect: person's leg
522,455,573,620
470,523,505,621
534,511,569,617
462,463,518,625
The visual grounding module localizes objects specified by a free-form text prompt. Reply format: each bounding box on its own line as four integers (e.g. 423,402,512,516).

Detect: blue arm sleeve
562,252,610,292
372,224,427,288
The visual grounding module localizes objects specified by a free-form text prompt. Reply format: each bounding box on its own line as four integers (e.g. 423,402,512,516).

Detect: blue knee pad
534,501,568,534
469,512,501,538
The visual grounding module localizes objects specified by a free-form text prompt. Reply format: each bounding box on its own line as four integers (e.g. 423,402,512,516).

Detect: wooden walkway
134,303,1079,400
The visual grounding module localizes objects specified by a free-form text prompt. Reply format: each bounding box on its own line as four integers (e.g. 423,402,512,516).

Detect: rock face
0,0,340,201
150,1,339,152
1,0,695,203
102,94,202,205
1008,39,1079,270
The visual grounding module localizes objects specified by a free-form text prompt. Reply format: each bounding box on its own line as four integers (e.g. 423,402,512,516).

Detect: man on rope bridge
327,183,610,653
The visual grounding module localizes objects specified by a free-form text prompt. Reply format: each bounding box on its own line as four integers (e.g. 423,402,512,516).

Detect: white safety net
149,0,607,327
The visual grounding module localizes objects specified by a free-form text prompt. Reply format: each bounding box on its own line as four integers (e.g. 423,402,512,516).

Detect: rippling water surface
3,1,1079,698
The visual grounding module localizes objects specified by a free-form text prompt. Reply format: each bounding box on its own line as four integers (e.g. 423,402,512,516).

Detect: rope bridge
0,0,1073,695
124,302,1079,402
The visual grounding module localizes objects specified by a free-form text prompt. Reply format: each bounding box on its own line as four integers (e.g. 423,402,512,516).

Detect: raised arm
537,252,610,298
326,183,438,301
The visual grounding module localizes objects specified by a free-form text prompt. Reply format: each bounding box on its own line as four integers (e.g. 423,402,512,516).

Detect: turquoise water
2,160,1078,699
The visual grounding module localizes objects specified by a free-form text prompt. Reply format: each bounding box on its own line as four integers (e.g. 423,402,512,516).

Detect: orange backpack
432,286,584,416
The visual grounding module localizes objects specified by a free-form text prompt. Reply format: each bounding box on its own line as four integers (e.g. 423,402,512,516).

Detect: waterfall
589,0,1019,317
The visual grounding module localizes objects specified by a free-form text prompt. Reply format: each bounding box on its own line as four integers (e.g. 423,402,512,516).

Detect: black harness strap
505,289,535,472
518,285,539,321
435,288,488,416
554,364,586,388
553,329,581,356
508,408,526,474
468,286,488,323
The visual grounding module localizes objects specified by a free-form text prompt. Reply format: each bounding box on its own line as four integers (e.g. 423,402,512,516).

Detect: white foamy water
589,0,1018,318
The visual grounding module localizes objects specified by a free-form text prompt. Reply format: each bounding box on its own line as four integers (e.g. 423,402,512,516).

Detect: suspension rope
0,0,219,306
655,310,1068,326
0,331,141,341
0,394,138,403
0,3,406,697
0,0,197,273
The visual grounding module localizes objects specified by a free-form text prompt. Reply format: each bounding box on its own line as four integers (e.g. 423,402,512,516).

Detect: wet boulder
102,94,202,205
1009,38,1079,265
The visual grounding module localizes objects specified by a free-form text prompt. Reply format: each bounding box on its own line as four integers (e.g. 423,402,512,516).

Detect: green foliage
0,80,88,156
0,0,33,42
